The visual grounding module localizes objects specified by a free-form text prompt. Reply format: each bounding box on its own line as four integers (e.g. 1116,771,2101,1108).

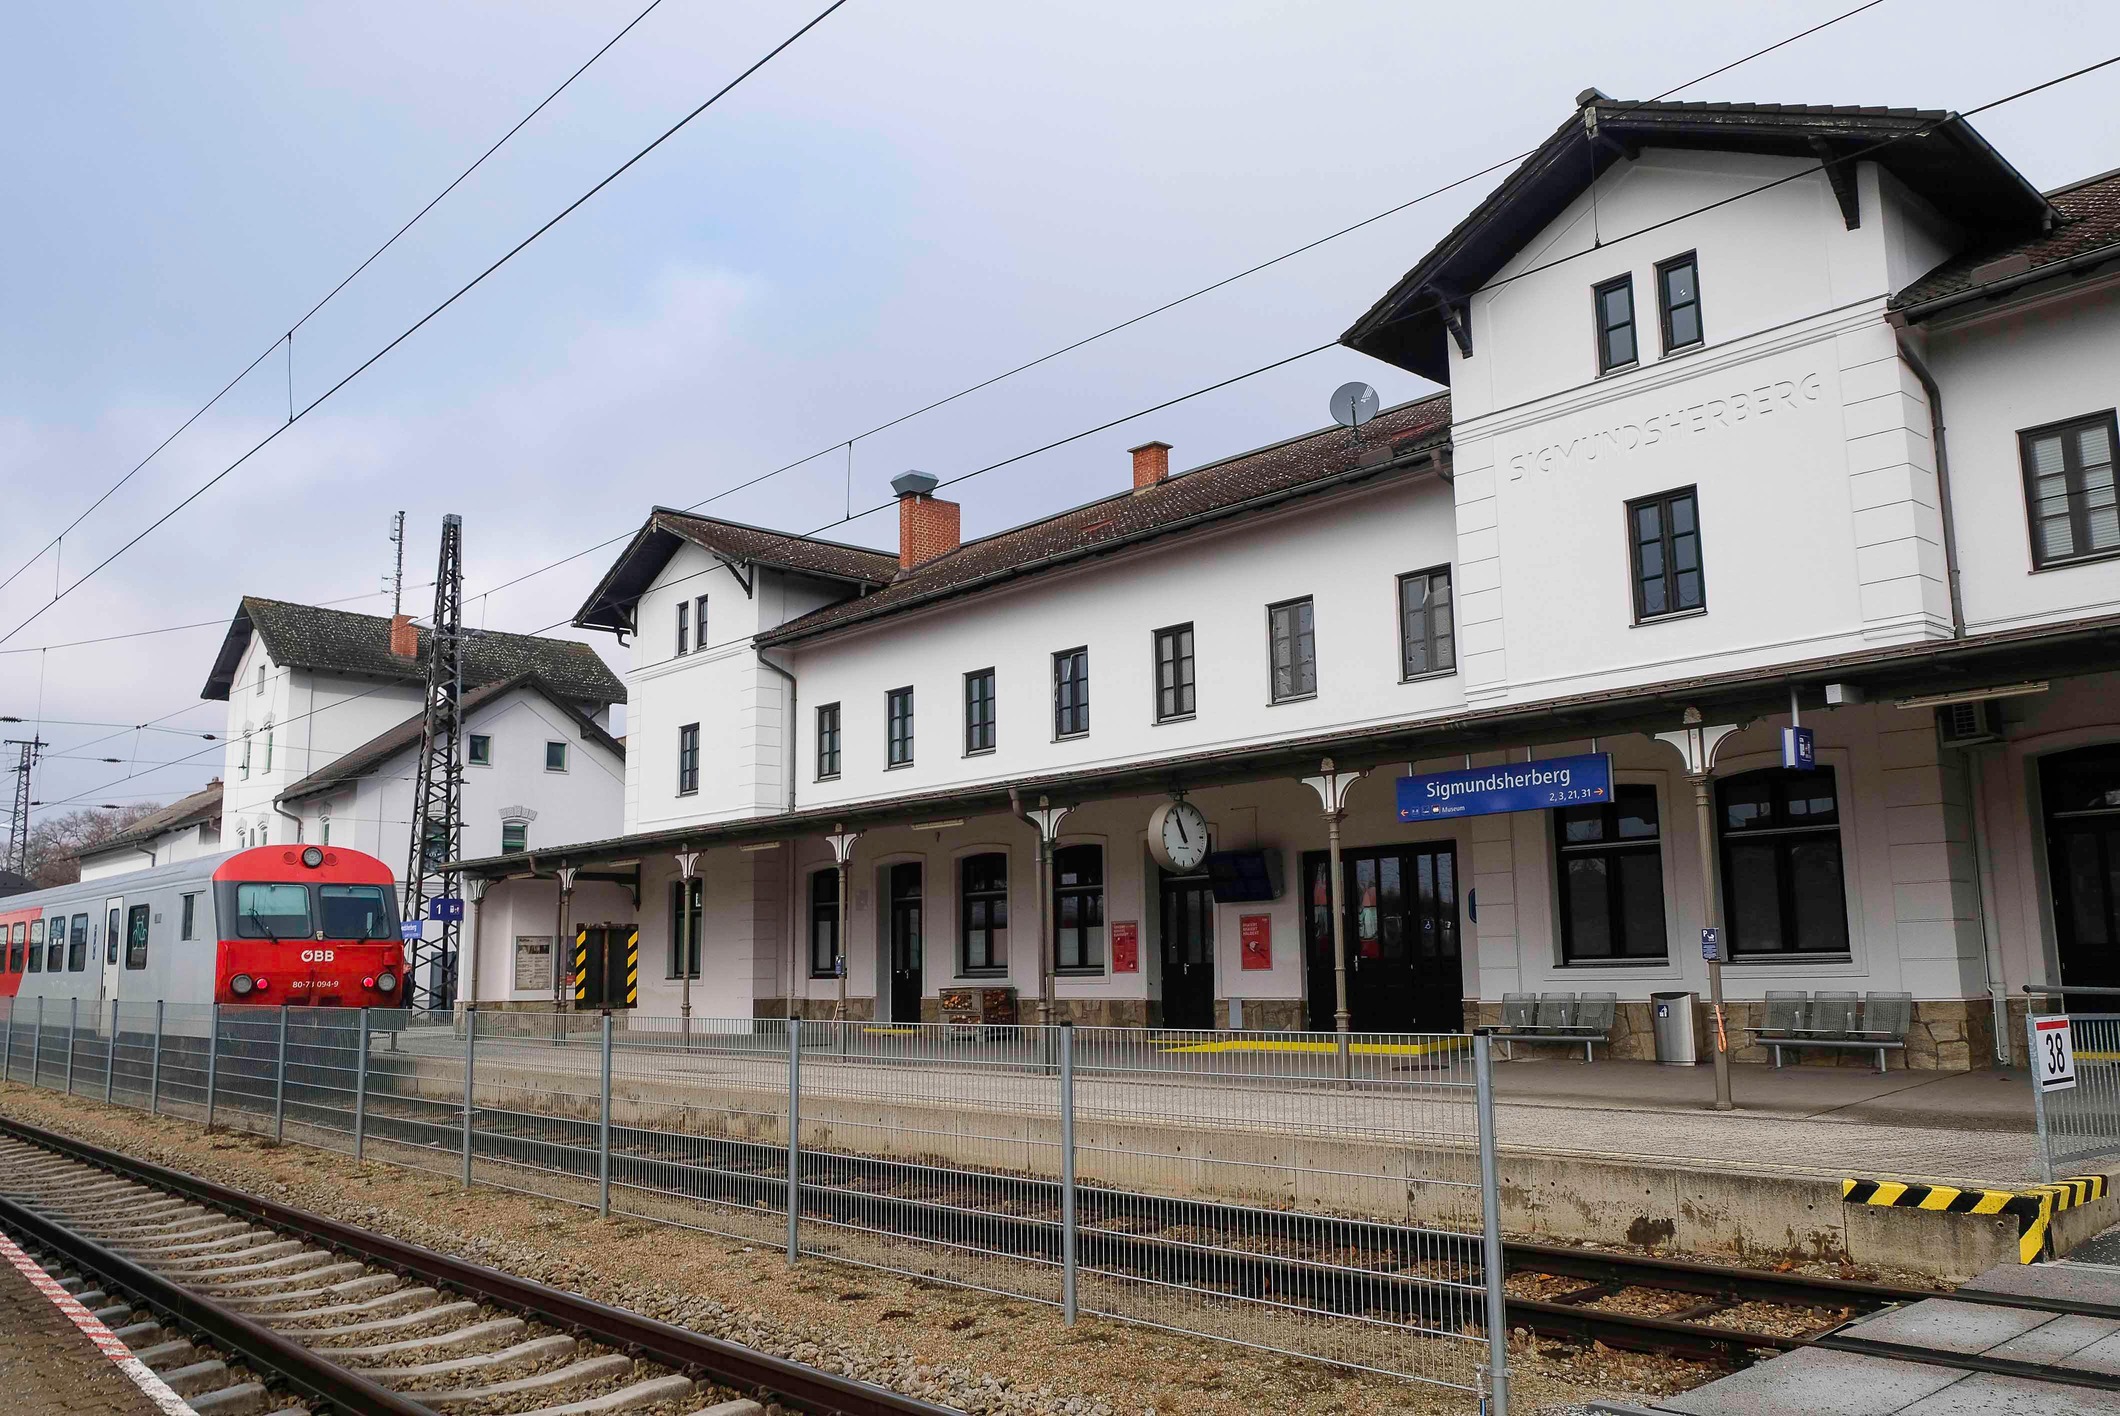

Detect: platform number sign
2036,1016,2078,1092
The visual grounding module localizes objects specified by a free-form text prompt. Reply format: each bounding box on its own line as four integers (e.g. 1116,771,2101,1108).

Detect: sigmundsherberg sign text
1396,753,1613,821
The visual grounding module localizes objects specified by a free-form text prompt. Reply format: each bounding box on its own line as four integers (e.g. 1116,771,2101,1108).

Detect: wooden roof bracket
1433,290,1473,359
716,556,755,599
1811,138,1861,230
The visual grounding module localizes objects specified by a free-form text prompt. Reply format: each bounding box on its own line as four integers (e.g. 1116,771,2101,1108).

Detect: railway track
0,1120,959,1416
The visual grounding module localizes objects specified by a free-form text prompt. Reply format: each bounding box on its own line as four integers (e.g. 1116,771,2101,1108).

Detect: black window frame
1716,766,1851,958
695,594,710,651
180,894,198,942
18,921,33,974
63,914,83,972
545,740,569,772
676,722,700,795
2019,410,2120,571
1267,597,1316,703
1153,623,1196,723
1397,566,1455,680
1053,647,1089,739
467,734,492,766
959,852,1010,977
809,867,840,979
668,876,703,979
125,903,150,970
1555,785,1669,963
675,599,689,656
1656,252,1702,354
816,702,842,780
964,668,997,755
1627,486,1706,621
886,687,914,768
1594,273,1638,373
1052,843,1106,975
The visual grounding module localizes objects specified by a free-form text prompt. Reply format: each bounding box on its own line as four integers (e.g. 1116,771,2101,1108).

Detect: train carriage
0,844,406,1018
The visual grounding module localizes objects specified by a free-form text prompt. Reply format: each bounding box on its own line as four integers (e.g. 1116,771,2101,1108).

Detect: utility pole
3,738,46,877
404,515,466,1012
387,510,407,617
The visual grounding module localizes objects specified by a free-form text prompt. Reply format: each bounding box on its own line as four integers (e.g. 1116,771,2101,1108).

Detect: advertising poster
1112,921,1139,972
1239,914,1272,970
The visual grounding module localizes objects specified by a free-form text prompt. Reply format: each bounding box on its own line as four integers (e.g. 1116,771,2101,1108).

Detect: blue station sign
427,897,465,922
1396,752,1613,822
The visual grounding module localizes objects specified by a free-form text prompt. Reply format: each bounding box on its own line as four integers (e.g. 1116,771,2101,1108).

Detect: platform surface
0,1253,171,1416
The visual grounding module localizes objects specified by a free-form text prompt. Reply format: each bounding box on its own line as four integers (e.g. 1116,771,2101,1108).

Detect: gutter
1890,240,2120,325
756,648,798,814
1891,336,1966,639
273,796,306,845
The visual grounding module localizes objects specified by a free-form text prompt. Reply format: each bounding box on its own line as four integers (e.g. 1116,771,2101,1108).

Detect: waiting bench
1494,991,1617,1061
1746,989,1912,1073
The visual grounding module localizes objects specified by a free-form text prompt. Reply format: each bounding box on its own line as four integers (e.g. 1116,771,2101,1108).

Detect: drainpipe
272,795,305,844
1964,748,2013,1065
757,649,798,814
1894,335,1966,639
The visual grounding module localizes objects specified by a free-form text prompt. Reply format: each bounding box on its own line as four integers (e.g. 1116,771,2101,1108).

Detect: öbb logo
299,948,336,963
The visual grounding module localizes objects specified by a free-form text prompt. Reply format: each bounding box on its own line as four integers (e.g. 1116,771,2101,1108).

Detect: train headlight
375,970,398,993
231,973,255,996
301,846,325,868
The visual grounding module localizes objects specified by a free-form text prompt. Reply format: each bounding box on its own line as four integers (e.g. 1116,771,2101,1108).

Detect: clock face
1154,800,1211,871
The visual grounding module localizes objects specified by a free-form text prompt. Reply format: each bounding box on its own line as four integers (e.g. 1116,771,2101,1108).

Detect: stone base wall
1211,998,1304,1031
1471,996,2002,1071
762,997,875,1022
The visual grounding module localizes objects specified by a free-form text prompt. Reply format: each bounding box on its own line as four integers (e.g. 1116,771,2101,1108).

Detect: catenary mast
404,515,465,1011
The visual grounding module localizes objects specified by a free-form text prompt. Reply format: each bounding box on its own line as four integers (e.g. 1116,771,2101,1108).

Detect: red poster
1112,921,1139,972
1239,914,1272,970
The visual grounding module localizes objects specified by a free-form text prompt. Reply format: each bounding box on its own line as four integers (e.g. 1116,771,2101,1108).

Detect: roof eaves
1891,238,2120,324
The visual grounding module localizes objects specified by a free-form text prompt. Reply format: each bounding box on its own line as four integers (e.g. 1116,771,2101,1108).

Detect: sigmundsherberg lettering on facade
1508,370,1823,478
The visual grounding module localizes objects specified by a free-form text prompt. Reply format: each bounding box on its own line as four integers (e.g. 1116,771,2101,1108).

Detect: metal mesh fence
0,1005,1508,1405
2032,1012,2120,1178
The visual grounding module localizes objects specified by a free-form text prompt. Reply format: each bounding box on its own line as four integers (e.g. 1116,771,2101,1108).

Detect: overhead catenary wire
0,0,672,602
0,0,853,649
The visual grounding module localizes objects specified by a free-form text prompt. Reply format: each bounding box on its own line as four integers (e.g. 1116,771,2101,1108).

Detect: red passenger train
0,844,406,1010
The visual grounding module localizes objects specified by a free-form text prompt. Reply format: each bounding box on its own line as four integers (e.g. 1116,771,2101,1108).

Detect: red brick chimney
388,614,419,659
1130,440,1171,492
892,471,960,570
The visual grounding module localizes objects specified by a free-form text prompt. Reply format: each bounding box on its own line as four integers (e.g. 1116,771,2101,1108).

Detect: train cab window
126,904,150,969
320,886,396,941
18,922,33,973
235,883,312,939
63,915,82,972
181,894,199,942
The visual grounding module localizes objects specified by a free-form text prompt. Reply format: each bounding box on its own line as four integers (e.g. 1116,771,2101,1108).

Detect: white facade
76,804,222,882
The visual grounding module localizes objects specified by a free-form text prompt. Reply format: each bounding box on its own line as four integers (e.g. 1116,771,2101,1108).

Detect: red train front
213,845,406,1007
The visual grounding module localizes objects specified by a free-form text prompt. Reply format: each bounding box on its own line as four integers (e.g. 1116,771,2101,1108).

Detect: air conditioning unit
1937,699,2004,748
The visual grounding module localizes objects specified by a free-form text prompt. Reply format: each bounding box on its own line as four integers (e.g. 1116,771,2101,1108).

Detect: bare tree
21,803,166,888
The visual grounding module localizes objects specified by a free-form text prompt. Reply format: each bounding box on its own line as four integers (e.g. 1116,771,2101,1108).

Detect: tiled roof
279,674,625,804
573,511,898,634
758,394,1452,646
80,780,224,856
1893,168,2120,312
204,597,625,705
0,870,35,897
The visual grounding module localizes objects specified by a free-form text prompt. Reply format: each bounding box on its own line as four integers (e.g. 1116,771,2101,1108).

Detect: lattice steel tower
3,737,44,878
404,514,466,1011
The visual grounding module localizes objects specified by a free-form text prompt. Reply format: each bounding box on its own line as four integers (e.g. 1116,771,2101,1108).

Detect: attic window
1594,274,1638,373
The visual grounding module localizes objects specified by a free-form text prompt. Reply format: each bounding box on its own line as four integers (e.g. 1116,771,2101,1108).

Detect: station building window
1628,487,1705,620
1717,766,1849,957
668,876,702,979
1053,844,1105,974
545,741,569,773
2020,412,2118,569
1053,648,1089,738
468,734,492,765
816,702,842,779
1154,624,1195,722
695,595,710,649
1398,567,1455,679
965,669,996,754
1594,273,1638,372
1556,785,1668,962
677,723,700,795
960,852,1009,976
675,599,689,656
1657,253,1702,353
886,687,914,767
809,868,840,979
1267,597,1316,702
501,819,528,854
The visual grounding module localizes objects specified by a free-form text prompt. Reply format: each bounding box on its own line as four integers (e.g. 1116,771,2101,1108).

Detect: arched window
1052,844,1105,973
1716,766,1848,956
960,853,1009,976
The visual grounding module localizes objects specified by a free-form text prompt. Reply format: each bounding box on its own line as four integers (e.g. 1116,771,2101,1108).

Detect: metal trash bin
1651,991,1698,1066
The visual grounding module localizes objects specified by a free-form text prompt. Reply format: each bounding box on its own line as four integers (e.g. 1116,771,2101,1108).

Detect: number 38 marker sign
2036,1016,2078,1093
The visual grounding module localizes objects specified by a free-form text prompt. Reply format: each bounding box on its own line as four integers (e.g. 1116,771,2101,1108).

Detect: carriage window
28,920,42,967
235,883,312,939
107,907,121,965
126,904,150,969
17,922,32,974
181,894,199,942
64,915,84,971
320,886,396,941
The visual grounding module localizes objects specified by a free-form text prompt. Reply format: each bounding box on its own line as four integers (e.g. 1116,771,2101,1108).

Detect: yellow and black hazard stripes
572,925,590,1006
1842,1174,2110,1263
624,927,639,1008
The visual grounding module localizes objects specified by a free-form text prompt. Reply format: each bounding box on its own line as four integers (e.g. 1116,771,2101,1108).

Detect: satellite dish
1330,381,1380,429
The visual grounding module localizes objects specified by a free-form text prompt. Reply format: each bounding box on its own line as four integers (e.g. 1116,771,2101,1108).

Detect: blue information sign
1396,752,1612,822
1701,926,1723,962
428,897,465,922
1781,725,1815,771
400,921,423,941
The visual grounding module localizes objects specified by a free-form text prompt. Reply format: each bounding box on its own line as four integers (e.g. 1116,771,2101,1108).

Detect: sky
4,0,2119,824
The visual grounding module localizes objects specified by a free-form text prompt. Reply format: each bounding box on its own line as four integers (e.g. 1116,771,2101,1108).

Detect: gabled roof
574,511,900,634
0,870,35,898
78,780,224,858
1343,97,2055,382
757,394,1452,647
277,673,626,804
1892,168,2120,319
203,597,625,705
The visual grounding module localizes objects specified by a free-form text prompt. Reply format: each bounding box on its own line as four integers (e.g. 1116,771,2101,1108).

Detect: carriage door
2043,745,2120,1008
1158,868,1215,1030
887,863,923,1023
100,896,125,1008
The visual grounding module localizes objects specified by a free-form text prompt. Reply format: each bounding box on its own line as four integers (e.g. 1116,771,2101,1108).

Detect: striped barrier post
625,928,639,1008
1842,1174,2113,1264
573,927,590,1008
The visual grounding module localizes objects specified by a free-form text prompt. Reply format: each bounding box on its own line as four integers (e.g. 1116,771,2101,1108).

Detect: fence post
33,997,44,1089
204,1004,219,1127
149,1001,164,1116
353,1009,369,1162
785,1018,800,1263
1473,1033,1510,1416
106,998,118,1103
2028,1011,2055,1184
598,1012,613,1219
1060,1021,1078,1325
273,1004,289,1143
461,1008,477,1189
2,998,11,1083
65,996,77,1095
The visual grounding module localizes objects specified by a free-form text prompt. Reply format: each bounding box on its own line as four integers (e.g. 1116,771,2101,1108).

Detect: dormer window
1594,275,1637,373
1657,253,1702,353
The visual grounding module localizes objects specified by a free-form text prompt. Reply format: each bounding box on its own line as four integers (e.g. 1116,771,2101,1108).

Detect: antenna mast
388,510,407,617
404,515,465,1011
3,737,46,878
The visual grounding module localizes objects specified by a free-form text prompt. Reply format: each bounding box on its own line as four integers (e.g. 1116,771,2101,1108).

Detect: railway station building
459,97,2120,1070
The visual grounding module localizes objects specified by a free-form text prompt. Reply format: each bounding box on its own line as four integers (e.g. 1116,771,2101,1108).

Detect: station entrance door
1158,868,1215,1030
572,924,638,1010
2044,745,2120,1006
1302,844,1462,1034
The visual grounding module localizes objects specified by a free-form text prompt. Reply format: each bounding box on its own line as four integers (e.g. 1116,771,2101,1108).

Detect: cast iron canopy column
1655,710,1742,1112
